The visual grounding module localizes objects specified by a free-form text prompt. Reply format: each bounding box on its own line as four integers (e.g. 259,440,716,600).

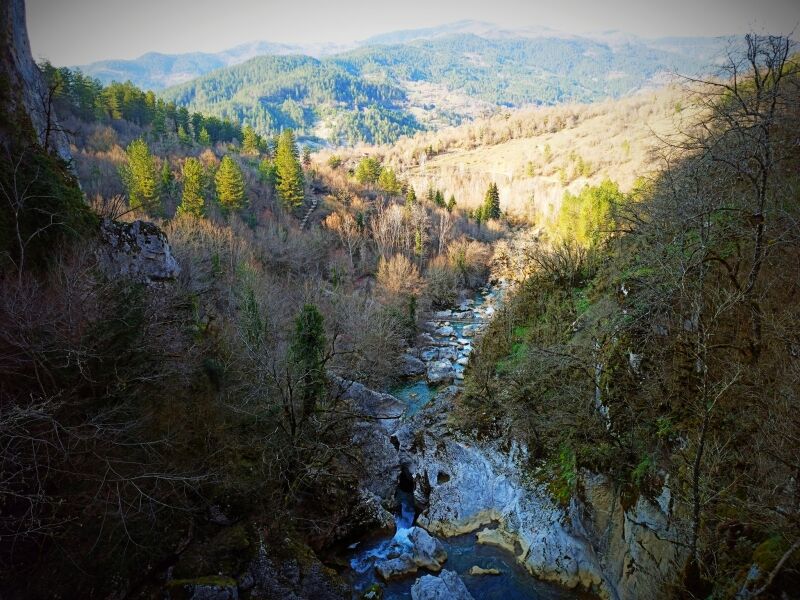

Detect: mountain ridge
75,20,730,91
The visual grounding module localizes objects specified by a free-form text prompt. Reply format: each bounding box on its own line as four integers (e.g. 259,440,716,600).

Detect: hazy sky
27,0,800,66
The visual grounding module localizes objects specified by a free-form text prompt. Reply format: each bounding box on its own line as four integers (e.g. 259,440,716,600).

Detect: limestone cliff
394,391,686,599
1,0,72,160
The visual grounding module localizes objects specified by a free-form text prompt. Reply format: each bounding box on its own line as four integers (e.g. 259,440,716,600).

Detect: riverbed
343,285,590,599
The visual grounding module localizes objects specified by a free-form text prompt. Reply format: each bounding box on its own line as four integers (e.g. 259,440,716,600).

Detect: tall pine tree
177,157,205,217
275,129,305,209
241,125,261,155
483,182,500,220
120,138,159,213
215,155,245,211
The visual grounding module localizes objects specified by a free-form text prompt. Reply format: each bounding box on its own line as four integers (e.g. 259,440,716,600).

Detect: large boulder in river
426,360,455,384
410,570,474,600
332,377,404,431
375,526,447,580
400,354,426,377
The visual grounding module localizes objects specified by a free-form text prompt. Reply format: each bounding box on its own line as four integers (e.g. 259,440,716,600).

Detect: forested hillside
158,31,726,145
2,5,507,594
160,55,421,146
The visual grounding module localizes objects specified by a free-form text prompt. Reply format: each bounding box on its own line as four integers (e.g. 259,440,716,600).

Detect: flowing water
346,489,588,600
343,286,589,599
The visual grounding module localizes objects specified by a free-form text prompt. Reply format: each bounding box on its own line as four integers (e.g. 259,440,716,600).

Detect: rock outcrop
574,472,686,599
238,543,348,599
333,377,404,504
98,219,180,283
410,570,475,600
2,0,72,161
396,390,683,599
375,527,447,580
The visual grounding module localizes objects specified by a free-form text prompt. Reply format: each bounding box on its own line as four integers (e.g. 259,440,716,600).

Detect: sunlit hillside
324,85,693,222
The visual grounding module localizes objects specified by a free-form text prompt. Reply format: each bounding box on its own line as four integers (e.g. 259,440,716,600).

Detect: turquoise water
346,492,587,600
390,380,438,416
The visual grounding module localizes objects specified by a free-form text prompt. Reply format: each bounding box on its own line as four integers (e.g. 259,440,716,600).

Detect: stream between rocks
341,285,592,600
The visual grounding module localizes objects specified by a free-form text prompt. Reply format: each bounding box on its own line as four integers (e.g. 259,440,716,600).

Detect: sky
27,0,800,66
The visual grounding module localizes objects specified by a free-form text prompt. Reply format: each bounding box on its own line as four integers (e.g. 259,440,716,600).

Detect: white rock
411,570,475,600
426,360,455,384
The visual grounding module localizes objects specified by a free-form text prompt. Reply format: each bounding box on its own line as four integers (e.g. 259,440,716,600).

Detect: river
341,285,590,599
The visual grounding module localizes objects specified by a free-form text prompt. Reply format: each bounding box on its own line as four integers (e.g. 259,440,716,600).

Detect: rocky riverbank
345,281,686,600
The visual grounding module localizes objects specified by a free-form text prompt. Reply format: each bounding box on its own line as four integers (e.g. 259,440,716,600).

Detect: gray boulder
408,526,447,571
375,526,447,580
376,554,417,580
420,348,439,362
400,354,426,377
461,325,480,337
436,326,455,337
98,219,180,283
332,378,404,430
332,377,403,501
410,570,475,600
426,360,455,384
437,347,458,362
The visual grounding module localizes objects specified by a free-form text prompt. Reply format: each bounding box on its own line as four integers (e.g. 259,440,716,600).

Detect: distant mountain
76,20,729,92
76,40,356,90
158,30,729,145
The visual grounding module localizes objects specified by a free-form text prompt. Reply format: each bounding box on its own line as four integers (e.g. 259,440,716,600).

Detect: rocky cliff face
574,473,686,599
389,390,685,600
1,0,72,160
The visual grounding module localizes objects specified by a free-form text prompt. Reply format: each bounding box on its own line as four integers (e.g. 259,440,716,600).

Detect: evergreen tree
446,194,456,213
215,155,246,211
177,157,205,217
405,186,416,208
426,186,435,204
275,129,305,209
120,138,159,212
414,227,424,259
405,187,416,216
177,125,191,145
290,304,327,420
242,125,261,155
302,146,312,168
378,167,401,195
434,189,445,208
258,158,278,186
355,156,382,185
483,182,500,220
198,127,211,146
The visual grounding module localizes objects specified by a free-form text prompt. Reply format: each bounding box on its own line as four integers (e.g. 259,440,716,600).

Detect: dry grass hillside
323,86,694,222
